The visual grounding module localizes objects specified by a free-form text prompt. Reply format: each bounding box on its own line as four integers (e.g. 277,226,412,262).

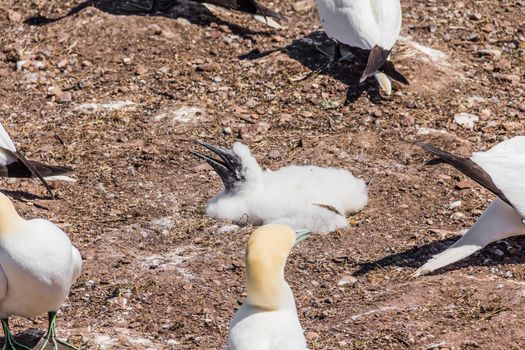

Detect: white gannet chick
315,0,409,94
413,138,525,276
191,141,368,233
228,224,310,350
0,192,82,349
0,123,76,199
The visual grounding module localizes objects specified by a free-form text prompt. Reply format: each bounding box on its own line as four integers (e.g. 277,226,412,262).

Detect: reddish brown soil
1,0,525,349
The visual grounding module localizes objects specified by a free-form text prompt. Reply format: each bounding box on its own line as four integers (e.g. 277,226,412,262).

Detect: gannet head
191,141,262,194
245,224,310,310
0,193,23,232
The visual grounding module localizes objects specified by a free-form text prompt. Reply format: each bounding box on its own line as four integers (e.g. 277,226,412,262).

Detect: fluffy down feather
204,143,368,233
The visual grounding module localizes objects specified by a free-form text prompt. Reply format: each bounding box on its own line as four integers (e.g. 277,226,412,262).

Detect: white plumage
314,0,407,94
0,192,82,347
316,0,402,50
0,220,82,318
470,136,525,217
0,124,17,166
0,122,76,199
414,137,525,276
192,141,368,233
228,224,309,350
229,304,307,350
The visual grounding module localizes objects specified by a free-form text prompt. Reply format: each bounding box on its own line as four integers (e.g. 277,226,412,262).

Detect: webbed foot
1,319,32,350
32,313,77,350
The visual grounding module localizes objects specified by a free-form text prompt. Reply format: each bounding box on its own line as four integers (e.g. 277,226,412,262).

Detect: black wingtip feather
415,141,514,207
380,61,410,85
360,46,391,83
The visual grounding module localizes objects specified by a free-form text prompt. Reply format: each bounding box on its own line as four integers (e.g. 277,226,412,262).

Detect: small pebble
135,65,147,76
56,91,72,103
450,212,465,220
449,200,462,209
268,150,281,159
337,276,357,287
306,332,319,341
453,113,479,129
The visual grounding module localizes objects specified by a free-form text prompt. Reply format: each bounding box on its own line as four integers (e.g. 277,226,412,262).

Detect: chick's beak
189,141,243,191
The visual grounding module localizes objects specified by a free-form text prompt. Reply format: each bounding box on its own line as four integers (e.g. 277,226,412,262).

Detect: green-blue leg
35,312,77,350
1,319,32,350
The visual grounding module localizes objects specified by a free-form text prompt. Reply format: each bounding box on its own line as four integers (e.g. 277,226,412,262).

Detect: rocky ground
0,0,525,349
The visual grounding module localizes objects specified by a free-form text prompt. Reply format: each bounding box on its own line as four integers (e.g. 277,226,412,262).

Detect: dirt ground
0,0,524,349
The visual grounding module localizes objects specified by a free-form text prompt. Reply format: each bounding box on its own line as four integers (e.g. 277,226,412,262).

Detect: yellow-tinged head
245,224,310,310
0,192,23,233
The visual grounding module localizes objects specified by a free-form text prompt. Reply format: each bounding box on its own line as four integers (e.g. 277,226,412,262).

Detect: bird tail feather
380,60,409,85
359,46,391,83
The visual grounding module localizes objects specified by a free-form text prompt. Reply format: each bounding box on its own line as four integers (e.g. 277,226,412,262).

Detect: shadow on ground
3,189,49,202
239,31,384,104
353,236,525,276
24,0,274,39
0,329,44,349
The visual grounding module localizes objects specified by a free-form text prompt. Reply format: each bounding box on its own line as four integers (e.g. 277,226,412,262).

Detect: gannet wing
316,1,380,49
414,198,522,276
370,0,402,49
470,137,525,217
0,123,16,153
0,123,19,167
416,142,513,207
71,246,82,284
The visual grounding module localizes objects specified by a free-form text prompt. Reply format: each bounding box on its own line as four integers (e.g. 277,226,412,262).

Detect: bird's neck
246,260,295,311
0,211,24,234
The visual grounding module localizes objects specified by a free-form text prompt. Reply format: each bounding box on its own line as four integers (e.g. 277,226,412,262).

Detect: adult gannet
0,192,82,349
0,123,75,199
315,0,409,94
413,138,525,276
119,0,286,28
228,224,309,350
191,141,368,233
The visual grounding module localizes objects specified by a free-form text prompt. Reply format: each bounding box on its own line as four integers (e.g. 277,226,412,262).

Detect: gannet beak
190,141,244,191
374,72,392,95
294,229,311,246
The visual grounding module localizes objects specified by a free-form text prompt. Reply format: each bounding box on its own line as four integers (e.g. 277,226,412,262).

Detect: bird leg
333,43,342,62
32,312,77,350
1,319,32,350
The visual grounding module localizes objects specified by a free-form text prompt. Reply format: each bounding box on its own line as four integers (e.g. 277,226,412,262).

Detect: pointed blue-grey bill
294,229,311,246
